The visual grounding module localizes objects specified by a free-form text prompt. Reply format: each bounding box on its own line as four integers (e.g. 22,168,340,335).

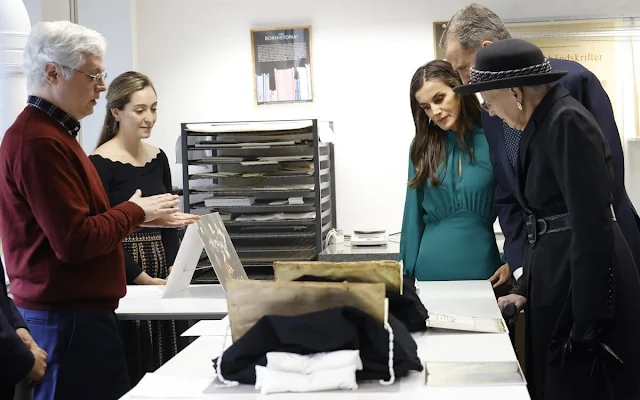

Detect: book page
426,312,506,333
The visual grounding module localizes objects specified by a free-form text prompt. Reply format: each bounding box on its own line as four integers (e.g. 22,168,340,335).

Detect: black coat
0,258,34,398
483,58,640,276
514,85,640,400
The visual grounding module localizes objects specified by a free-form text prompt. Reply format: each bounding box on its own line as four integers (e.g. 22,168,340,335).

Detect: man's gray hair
22,21,106,93
440,3,511,52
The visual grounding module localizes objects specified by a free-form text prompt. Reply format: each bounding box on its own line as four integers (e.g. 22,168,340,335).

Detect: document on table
424,361,525,386
124,286,164,299
181,316,230,337
125,372,212,398
426,312,507,333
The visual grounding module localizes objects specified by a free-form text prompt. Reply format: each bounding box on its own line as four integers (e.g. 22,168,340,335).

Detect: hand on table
149,277,167,285
489,263,511,288
134,272,167,285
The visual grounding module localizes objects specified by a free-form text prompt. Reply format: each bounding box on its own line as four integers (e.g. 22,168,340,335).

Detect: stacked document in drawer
204,196,255,207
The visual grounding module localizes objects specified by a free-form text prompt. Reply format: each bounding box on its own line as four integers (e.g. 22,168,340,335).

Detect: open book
425,361,525,386
426,312,507,333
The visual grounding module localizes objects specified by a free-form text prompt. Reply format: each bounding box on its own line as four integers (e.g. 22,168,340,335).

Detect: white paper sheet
181,316,230,337
426,312,506,333
123,286,164,299
163,224,203,298
125,373,212,398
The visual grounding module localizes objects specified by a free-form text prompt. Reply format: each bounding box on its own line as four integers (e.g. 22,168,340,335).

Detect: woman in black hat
454,38,640,400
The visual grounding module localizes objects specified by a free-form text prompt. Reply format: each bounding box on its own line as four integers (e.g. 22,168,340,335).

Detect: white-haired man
0,21,193,400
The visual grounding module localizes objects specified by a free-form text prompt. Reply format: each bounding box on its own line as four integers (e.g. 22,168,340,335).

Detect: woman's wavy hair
409,60,481,187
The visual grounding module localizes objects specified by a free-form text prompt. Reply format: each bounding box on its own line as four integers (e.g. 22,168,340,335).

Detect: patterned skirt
121,231,178,386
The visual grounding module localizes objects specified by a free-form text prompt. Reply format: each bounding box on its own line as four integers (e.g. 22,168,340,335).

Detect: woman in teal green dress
399,60,507,283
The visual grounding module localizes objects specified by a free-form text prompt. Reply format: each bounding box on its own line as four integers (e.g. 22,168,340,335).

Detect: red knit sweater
0,106,145,310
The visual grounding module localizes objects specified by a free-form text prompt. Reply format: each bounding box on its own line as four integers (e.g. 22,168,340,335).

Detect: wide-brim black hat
453,39,568,95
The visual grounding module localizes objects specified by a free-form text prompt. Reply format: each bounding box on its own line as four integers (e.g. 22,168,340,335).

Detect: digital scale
350,230,388,247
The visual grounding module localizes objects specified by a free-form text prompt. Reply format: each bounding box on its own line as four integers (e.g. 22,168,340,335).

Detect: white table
115,284,228,320
121,280,530,399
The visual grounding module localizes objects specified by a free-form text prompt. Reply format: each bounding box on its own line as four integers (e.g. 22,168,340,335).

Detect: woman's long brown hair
409,60,481,188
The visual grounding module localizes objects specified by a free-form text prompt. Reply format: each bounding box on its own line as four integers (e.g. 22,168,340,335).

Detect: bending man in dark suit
0,255,47,399
440,3,640,285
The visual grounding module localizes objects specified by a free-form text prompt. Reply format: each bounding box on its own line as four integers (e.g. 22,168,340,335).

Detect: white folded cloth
255,365,358,395
265,350,363,374
253,350,363,394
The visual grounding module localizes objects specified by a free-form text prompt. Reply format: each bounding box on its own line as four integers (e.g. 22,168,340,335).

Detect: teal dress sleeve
398,154,425,277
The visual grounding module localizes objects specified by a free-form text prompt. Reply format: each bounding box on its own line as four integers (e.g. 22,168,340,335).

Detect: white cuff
513,267,523,281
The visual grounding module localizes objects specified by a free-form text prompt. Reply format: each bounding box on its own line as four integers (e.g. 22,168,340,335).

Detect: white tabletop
115,280,500,322
139,333,528,399
121,280,529,399
115,285,228,320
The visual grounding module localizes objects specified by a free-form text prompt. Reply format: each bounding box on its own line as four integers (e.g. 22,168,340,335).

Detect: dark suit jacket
0,258,34,396
483,58,640,274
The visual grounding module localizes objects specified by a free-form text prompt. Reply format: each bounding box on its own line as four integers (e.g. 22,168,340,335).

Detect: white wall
22,0,76,25
132,0,640,234
134,0,438,234
76,0,136,153
21,0,41,25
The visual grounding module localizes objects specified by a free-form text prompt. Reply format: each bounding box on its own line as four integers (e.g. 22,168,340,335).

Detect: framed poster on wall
251,26,313,105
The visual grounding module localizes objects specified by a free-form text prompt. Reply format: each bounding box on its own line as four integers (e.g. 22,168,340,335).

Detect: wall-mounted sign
251,26,313,105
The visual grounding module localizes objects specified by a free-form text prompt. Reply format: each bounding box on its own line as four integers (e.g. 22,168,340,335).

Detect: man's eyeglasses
60,65,107,85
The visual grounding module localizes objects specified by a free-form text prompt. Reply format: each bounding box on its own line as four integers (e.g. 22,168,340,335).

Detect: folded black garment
293,274,429,332
213,306,423,384
389,274,429,332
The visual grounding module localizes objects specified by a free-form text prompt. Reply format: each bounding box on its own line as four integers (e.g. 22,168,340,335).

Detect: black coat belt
525,205,617,245
525,213,571,245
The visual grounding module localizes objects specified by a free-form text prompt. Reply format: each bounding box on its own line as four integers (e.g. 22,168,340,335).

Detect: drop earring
516,101,523,111
428,118,433,126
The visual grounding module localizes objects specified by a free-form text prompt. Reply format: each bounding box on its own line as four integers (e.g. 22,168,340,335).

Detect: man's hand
128,190,181,222
16,328,34,348
489,263,511,288
140,212,200,228
25,344,47,386
16,328,48,359
498,294,527,324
